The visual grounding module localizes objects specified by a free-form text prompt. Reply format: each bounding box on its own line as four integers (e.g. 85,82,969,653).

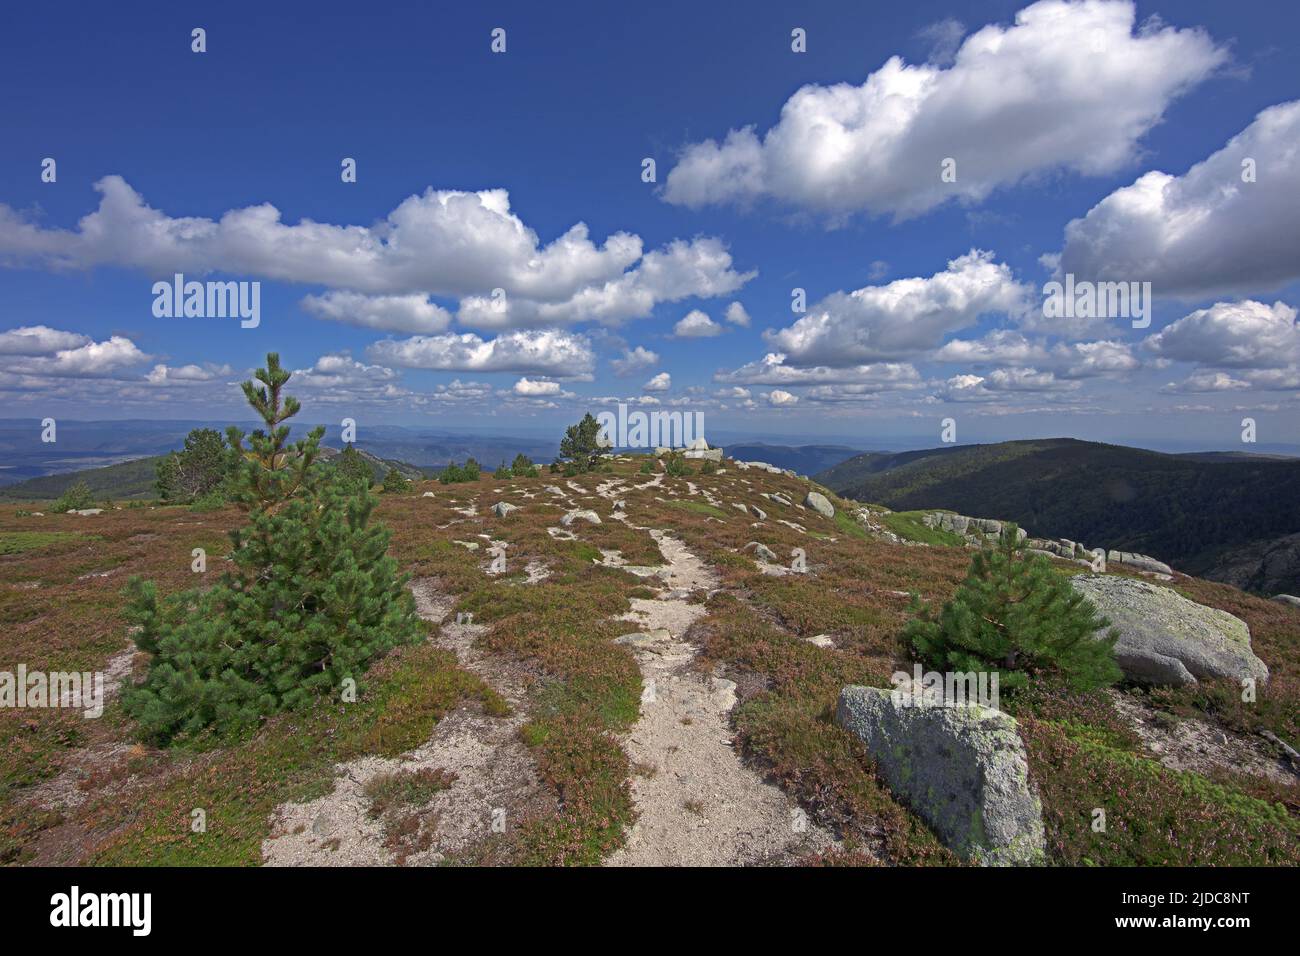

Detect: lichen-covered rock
835,686,1045,866
1071,574,1268,687
491,501,519,518
1273,594,1300,609
745,541,778,563
804,491,834,518
561,509,601,526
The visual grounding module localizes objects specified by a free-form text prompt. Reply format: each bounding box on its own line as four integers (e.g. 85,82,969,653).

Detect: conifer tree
381,467,410,493
558,413,605,472
904,524,1122,692
122,353,422,741
155,427,233,502
336,444,373,491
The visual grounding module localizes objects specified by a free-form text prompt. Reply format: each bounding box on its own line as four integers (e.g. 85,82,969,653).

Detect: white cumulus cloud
1054,100,1300,297
663,0,1225,220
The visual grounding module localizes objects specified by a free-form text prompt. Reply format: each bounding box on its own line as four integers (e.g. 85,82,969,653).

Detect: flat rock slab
836,686,1045,866
1071,574,1269,687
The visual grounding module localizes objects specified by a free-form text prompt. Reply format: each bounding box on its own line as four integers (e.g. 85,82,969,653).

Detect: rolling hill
816,438,1300,595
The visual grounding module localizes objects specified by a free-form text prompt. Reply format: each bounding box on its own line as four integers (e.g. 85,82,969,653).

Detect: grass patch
666,500,729,520
833,510,869,540
879,511,967,547
1022,715,1300,866
365,767,457,818
0,531,98,556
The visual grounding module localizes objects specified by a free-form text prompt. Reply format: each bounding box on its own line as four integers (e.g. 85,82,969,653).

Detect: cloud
1160,370,1251,393
643,371,672,392
301,291,452,334
513,377,562,396
932,330,1138,379
0,330,148,377
0,325,91,355
939,365,1081,402
763,250,1029,365
662,0,1225,219
289,355,405,404
933,330,1049,365
1054,340,1139,378
672,309,724,338
716,353,922,388
144,362,233,385
723,302,751,327
1144,300,1300,369
454,237,754,328
766,389,798,406
0,177,753,331
918,17,966,66
939,374,997,402
367,329,594,378
1054,101,1300,298
610,345,659,376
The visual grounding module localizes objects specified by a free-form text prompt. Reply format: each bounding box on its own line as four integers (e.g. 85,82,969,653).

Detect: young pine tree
52,479,95,513
122,353,422,742
558,413,605,473
381,467,410,493
336,444,373,491
155,427,233,502
904,524,1122,692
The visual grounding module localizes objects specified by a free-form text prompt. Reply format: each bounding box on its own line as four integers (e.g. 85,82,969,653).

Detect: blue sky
1,0,1298,451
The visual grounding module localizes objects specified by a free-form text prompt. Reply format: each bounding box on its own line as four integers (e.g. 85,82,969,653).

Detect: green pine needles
904,524,1123,693
122,353,423,742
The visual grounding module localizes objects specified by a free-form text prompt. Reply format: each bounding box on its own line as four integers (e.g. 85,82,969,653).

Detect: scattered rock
1107,550,1173,576
804,491,834,518
745,542,778,563
750,504,767,521
806,634,834,648
1071,574,1269,687
491,502,520,518
70,509,103,516
561,509,602,526
836,686,1046,866
1272,594,1300,609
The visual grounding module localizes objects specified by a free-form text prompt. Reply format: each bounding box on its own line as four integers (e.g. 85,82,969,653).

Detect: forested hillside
818,438,1300,594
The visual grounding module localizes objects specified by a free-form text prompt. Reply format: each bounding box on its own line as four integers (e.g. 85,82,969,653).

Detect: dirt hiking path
598,478,835,865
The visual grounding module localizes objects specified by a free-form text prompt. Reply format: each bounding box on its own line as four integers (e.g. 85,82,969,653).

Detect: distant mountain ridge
0,446,428,502
0,419,557,487
725,443,865,476
816,437,1300,595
